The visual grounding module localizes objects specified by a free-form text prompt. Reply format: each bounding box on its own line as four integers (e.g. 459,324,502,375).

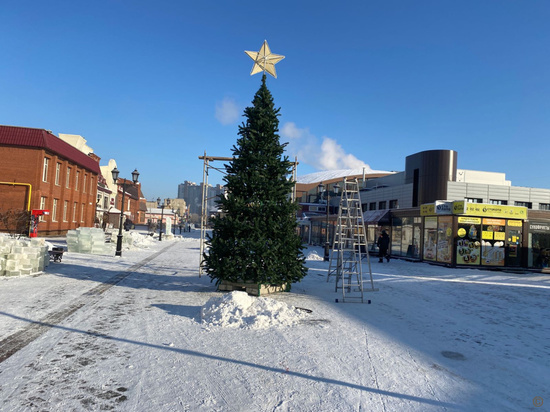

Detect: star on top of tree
245,40,285,79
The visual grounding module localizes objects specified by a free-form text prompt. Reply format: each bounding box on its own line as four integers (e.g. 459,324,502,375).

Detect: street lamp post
157,197,170,241
318,182,340,261
111,167,139,257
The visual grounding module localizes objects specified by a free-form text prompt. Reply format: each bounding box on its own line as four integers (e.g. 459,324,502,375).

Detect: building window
63,200,68,222
42,157,49,182
75,171,80,190
489,199,508,205
66,167,71,188
540,203,550,211
369,202,376,211
103,196,109,209
52,199,58,222
466,198,483,203
515,201,532,209
83,174,87,193
39,197,47,221
379,201,387,210
90,176,94,194
81,203,85,222
389,199,398,209
73,202,77,222
55,163,61,185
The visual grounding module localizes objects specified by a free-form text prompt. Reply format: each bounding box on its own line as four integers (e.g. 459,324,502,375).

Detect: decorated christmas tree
203,73,307,287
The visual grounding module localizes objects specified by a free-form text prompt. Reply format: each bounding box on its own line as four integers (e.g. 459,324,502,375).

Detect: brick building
0,125,101,236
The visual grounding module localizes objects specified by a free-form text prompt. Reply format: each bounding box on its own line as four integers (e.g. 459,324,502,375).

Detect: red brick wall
0,146,99,236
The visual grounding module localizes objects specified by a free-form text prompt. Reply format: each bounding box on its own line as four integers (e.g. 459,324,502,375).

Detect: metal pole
115,182,126,257
324,191,330,261
159,205,164,241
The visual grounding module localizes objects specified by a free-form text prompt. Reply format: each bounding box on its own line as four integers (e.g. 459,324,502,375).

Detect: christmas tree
203,74,307,287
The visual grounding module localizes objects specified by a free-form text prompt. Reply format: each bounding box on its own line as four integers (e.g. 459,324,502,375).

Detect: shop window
539,203,550,211
55,163,61,185
369,202,376,211
42,157,49,182
515,201,532,209
466,198,482,203
389,199,398,209
379,201,387,210
489,199,507,205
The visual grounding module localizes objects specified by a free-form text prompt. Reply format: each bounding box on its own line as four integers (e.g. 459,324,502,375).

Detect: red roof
0,125,101,175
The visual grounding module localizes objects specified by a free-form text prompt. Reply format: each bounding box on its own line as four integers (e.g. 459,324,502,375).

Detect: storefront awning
363,210,390,226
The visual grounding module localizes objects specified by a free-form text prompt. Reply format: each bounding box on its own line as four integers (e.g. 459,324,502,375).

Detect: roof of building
0,125,101,175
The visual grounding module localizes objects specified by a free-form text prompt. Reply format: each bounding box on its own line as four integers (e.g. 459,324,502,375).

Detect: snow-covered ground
1,230,549,411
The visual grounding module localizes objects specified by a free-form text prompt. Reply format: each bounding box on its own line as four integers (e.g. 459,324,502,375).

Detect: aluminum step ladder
327,178,377,302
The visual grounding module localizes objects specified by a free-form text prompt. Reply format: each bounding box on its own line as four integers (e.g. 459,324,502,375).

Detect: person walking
377,230,390,263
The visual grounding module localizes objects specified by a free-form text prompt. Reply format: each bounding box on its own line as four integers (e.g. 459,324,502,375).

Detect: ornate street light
111,167,139,257
157,197,170,241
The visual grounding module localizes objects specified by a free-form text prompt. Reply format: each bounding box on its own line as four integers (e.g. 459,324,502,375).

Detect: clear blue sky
2,1,549,200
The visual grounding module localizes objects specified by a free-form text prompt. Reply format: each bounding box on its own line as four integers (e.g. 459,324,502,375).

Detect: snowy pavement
0,231,549,411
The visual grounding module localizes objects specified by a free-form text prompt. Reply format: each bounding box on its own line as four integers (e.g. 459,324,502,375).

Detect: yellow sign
482,231,494,240
457,228,466,237
453,201,466,214
459,203,527,219
458,217,481,224
420,204,435,216
508,220,523,227
494,232,506,240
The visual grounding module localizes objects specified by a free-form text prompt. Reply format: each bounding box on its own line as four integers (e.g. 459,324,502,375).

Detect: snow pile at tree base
306,251,324,261
201,291,306,329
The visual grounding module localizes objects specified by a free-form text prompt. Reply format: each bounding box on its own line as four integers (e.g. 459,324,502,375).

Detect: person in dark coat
377,230,390,263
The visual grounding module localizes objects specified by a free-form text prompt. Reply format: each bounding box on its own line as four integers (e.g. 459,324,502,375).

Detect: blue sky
2,1,549,200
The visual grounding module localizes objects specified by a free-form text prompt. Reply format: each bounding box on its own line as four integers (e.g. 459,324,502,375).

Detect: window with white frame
52,199,58,221
42,157,49,182
490,199,508,205
66,167,71,188
73,202,77,222
81,203,85,222
39,197,47,221
83,174,87,193
55,163,61,185
75,171,80,190
63,200,68,222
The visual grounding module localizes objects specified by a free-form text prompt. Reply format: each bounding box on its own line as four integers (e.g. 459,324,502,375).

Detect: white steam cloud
281,122,368,171
215,97,239,125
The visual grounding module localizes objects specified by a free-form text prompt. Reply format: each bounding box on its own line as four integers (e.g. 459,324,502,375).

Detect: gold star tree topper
245,40,285,78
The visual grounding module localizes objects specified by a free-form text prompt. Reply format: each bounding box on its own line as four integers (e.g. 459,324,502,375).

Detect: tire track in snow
0,243,177,364
364,328,387,412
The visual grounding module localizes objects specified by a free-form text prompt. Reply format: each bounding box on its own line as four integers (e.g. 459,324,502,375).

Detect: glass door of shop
506,222,522,267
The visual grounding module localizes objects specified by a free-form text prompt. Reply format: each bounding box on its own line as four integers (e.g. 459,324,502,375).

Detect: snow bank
201,291,307,329
306,251,324,261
